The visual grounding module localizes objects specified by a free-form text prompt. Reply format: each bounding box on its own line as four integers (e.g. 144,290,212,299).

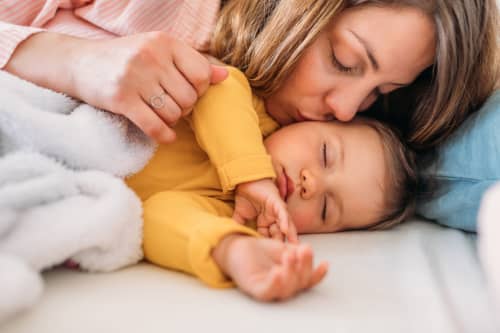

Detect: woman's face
264,5,436,125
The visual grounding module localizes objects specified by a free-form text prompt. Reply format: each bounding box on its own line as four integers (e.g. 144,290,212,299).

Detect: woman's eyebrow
348,29,412,87
348,29,379,70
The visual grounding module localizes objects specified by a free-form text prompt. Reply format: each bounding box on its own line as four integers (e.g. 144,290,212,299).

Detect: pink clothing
0,0,220,68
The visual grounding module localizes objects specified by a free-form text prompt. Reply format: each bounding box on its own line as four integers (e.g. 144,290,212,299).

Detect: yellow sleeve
142,191,260,288
190,67,276,193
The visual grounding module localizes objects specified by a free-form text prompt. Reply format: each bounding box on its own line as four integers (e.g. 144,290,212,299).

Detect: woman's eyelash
332,50,354,73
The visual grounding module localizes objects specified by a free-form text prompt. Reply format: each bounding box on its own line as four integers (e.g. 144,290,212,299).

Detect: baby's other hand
213,236,328,301
233,179,298,243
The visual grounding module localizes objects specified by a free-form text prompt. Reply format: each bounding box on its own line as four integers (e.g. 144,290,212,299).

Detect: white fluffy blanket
0,70,155,321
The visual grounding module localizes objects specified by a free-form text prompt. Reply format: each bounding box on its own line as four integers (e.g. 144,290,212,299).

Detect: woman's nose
325,89,376,122
299,169,317,200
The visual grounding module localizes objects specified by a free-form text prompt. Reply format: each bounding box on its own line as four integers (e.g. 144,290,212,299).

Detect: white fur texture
0,70,155,322
0,71,155,177
0,254,43,323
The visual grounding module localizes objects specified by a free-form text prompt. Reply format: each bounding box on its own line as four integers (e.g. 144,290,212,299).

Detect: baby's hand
233,179,298,243
213,235,328,301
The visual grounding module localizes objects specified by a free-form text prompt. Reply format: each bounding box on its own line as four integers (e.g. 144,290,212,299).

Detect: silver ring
149,92,167,109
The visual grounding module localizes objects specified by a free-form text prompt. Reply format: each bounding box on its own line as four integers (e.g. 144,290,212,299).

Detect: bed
2,218,498,333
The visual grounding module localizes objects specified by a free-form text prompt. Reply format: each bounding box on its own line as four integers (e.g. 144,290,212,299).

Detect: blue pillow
416,91,500,232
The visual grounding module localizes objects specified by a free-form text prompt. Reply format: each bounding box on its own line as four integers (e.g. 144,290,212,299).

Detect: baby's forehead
319,118,383,137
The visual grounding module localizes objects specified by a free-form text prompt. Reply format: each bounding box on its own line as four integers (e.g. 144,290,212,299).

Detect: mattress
2,219,498,333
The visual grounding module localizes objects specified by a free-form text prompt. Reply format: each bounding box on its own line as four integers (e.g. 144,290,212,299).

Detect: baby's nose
299,169,317,200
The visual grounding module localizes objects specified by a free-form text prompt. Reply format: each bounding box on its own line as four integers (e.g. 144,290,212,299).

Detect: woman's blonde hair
212,0,343,97
211,0,499,149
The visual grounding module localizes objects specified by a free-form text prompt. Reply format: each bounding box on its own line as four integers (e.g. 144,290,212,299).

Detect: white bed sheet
2,219,498,333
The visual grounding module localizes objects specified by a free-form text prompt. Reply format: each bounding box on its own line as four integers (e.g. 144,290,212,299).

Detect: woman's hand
6,31,228,143
73,32,228,143
213,235,328,302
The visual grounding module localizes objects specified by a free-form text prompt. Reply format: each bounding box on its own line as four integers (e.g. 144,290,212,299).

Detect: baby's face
264,120,387,233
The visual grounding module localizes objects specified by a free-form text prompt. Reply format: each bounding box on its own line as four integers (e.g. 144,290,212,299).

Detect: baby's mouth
277,170,287,201
284,170,295,201
277,168,295,202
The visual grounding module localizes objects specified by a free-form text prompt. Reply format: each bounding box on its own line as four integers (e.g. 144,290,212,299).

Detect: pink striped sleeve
170,0,221,50
75,0,221,50
0,0,93,68
0,21,44,68
0,0,221,68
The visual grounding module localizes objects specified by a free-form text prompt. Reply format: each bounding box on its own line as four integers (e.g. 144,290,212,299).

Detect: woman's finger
160,65,198,114
124,96,176,143
141,89,183,126
172,43,213,96
210,64,229,84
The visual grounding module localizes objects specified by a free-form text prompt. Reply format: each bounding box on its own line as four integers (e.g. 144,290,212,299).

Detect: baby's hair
357,117,418,230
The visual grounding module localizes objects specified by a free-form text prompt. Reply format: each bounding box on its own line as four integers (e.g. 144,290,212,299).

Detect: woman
2,0,498,147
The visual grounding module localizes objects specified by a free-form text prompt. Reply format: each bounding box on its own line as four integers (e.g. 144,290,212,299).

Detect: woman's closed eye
331,49,355,74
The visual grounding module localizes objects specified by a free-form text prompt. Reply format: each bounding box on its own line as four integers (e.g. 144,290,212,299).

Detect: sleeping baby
126,66,418,301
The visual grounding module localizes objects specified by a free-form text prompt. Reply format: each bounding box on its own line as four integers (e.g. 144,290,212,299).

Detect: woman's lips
295,110,307,122
295,109,312,122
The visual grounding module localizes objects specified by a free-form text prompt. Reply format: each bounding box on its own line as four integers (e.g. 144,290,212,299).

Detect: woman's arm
1,0,227,143
5,31,227,143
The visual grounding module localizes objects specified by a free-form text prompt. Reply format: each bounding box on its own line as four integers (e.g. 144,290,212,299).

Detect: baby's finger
269,223,284,242
278,249,300,300
286,217,299,243
275,203,289,236
308,261,329,289
257,226,271,238
296,244,313,289
232,210,246,225
248,266,282,302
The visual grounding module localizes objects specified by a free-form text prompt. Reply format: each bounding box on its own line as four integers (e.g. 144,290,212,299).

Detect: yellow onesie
126,67,280,288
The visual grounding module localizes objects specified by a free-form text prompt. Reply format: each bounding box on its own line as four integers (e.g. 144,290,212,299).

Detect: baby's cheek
290,207,317,233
